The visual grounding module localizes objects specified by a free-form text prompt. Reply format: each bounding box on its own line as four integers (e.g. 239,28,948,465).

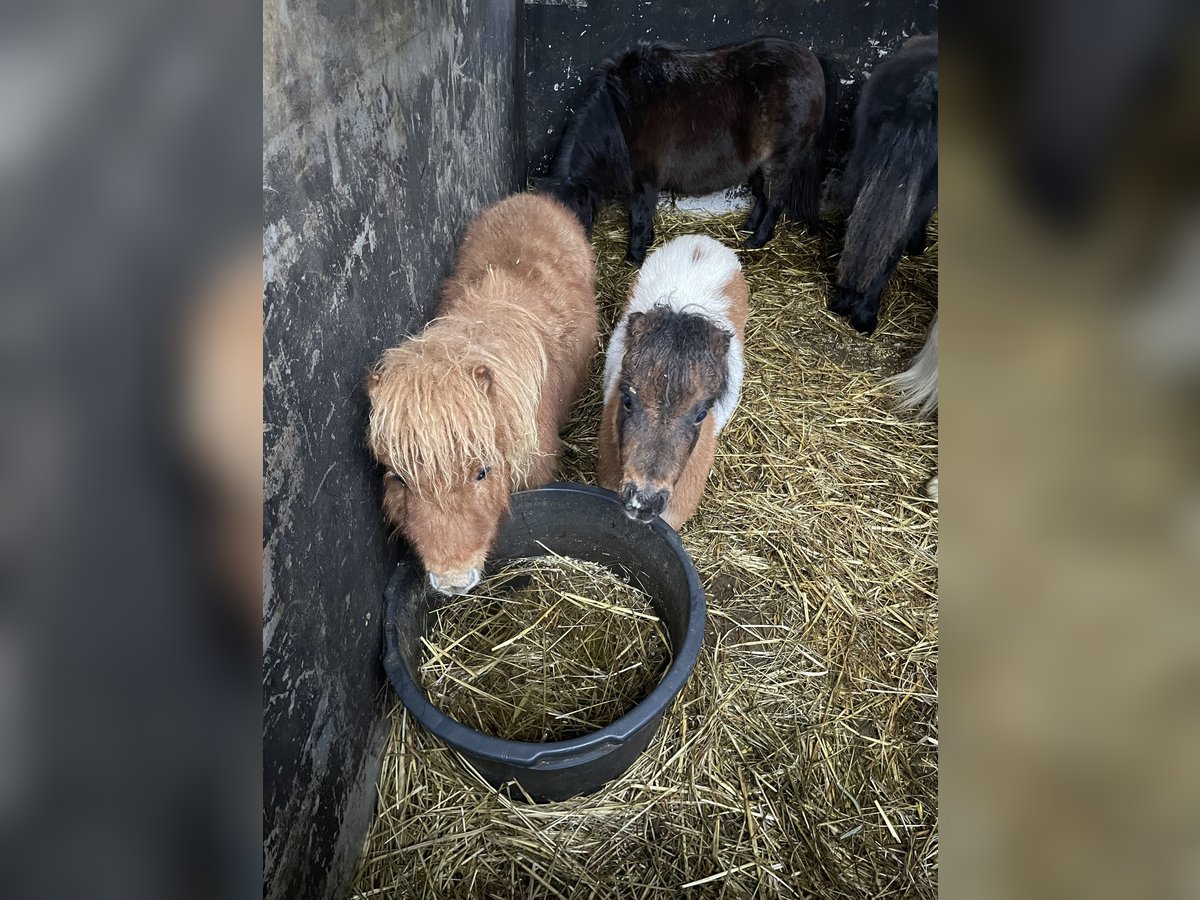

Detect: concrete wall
523,0,938,176
262,1,522,897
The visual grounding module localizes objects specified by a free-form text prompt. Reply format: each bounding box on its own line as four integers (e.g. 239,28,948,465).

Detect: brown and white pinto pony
598,235,748,529
366,194,597,594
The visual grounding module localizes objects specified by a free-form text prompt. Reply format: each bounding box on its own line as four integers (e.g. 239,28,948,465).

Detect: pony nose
428,568,481,596
620,482,669,524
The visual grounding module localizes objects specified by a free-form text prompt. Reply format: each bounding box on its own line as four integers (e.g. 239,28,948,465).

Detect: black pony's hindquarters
828,286,880,335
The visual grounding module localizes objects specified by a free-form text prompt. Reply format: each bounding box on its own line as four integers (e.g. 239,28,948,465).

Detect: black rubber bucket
382,482,706,802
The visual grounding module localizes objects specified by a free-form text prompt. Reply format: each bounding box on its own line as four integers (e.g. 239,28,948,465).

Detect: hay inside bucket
420,554,672,743
351,202,938,899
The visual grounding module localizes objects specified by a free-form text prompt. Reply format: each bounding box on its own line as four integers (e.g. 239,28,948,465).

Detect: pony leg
828,285,880,335
626,179,657,267
745,154,795,248
743,171,768,234
744,190,785,248
904,209,933,255
662,416,717,529
829,246,902,335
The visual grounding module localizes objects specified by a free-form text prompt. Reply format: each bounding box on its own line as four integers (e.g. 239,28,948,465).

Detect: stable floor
350,204,939,900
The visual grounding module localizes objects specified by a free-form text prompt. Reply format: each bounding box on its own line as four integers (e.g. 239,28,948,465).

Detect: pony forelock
367,303,547,498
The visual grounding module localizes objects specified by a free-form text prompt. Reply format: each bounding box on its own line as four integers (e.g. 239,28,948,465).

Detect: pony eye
695,408,708,424
475,467,490,482
621,390,633,411
386,470,406,488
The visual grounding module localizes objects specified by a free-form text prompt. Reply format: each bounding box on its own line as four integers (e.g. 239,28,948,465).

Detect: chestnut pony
598,235,748,529
366,194,597,594
546,37,839,265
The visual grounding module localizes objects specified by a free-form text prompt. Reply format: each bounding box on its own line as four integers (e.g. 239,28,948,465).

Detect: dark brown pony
546,37,839,265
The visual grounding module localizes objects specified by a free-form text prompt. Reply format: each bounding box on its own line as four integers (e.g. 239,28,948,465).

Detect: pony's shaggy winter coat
366,194,597,591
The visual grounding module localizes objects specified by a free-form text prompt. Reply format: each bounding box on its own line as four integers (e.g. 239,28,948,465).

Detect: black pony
544,37,840,266
829,34,938,335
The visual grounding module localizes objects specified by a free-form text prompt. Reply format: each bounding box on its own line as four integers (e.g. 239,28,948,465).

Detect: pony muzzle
620,481,670,524
428,568,482,596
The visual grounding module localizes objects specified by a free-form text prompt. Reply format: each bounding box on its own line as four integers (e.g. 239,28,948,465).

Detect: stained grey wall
262,1,522,897
523,0,938,176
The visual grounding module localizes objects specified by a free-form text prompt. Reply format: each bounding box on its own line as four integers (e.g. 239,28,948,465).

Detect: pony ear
626,311,646,335
473,364,493,394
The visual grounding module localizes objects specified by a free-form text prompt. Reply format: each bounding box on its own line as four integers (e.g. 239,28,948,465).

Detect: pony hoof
624,249,646,267
827,288,854,316
743,233,770,249
850,312,878,335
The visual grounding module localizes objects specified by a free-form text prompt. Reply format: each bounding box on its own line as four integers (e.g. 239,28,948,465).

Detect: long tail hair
787,55,841,225
887,314,938,416
837,71,937,294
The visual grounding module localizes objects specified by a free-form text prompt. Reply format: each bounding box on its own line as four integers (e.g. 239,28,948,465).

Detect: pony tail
788,55,840,227
837,111,936,297
887,313,938,416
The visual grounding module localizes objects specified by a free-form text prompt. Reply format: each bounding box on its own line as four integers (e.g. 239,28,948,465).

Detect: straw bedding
419,554,672,743
350,204,938,899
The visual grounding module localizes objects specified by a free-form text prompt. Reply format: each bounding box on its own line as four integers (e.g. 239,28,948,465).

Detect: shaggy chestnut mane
367,297,548,497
